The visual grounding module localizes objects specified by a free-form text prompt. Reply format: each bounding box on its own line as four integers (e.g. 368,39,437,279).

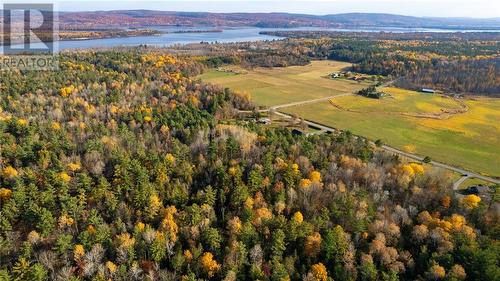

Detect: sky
4,0,500,18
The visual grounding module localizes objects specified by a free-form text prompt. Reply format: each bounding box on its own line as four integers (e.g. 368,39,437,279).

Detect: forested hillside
54,11,500,30
0,50,498,280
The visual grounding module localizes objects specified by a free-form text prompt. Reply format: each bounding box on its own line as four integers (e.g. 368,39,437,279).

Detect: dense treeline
202,53,309,68
394,58,500,94
321,35,500,95
0,50,498,281
167,40,313,68
260,31,500,43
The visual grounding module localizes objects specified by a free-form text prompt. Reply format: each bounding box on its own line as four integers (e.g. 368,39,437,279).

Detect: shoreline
0,28,224,46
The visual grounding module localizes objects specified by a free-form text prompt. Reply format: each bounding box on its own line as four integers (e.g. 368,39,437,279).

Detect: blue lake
55,27,283,50
7,26,500,51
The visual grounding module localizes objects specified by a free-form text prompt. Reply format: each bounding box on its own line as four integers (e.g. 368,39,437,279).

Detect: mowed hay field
283,87,500,177
199,60,371,106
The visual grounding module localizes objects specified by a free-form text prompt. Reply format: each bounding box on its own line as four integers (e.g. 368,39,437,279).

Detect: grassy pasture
459,177,495,189
199,61,500,177
332,87,463,114
199,61,370,106
282,89,500,177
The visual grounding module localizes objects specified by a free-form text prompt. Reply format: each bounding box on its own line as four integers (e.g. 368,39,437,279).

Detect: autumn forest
0,48,498,281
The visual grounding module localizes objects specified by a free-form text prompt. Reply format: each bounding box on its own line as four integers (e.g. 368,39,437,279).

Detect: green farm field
282,88,500,177
458,177,495,189
199,60,371,106
199,61,500,177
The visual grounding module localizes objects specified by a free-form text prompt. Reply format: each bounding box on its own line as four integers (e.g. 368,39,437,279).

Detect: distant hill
1,10,499,30
54,10,500,30
319,13,500,29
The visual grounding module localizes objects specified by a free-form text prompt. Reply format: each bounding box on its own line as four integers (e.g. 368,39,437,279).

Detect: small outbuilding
421,88,436,94
257,118,271,125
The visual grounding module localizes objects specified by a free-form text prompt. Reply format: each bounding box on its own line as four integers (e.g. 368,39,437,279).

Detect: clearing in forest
199,60,371,107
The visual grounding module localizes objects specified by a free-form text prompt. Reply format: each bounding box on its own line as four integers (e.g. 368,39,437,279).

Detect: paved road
238,109,268,114
238,94,351,113
270,93,352,110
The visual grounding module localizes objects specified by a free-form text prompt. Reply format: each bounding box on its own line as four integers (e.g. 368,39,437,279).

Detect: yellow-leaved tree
309,170,321,182
161,206,178,243
74,244,85,261
310,263,328,281
462,194,481,209
0,188,12,201
2,166,18,179
293,211,304,224
200,252,221,277
300,178,312,189
305,232,322,257
427,264,446,280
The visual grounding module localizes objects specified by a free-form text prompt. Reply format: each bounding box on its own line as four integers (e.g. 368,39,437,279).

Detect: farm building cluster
330,71,370,82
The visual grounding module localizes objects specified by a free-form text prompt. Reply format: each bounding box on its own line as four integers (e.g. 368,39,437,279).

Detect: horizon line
45,10,500,20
